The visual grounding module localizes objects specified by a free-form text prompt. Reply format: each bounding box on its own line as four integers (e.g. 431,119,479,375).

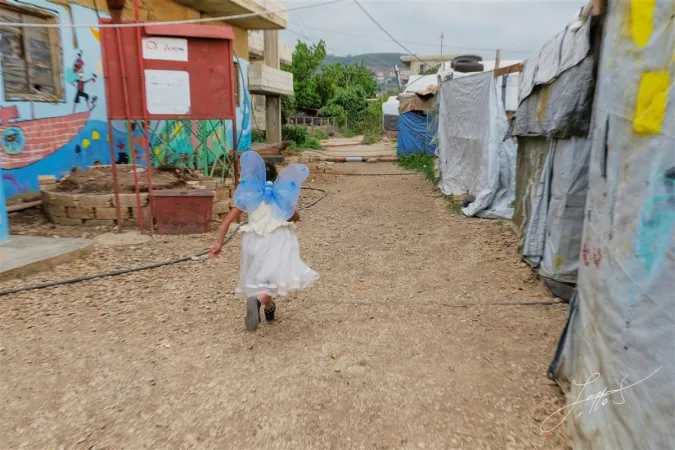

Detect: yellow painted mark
633,71,670,134
630,0,656,47
82,138,90,149
554,255,564,270
90,27,100,41
537,86,549,122
92,130,100,141
153,146,161,155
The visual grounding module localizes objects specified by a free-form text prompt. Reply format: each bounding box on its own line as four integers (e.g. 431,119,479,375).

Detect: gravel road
0,164,570,449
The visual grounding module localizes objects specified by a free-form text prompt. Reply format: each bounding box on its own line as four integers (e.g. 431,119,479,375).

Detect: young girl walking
208,151,318,331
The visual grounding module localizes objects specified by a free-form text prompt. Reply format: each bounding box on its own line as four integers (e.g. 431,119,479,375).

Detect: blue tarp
397,112,436,156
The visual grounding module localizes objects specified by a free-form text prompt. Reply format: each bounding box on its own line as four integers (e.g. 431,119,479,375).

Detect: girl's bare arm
209,207,242,257
289,209,300,223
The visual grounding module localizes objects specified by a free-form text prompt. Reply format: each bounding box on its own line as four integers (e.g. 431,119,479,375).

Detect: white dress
235,202,318,298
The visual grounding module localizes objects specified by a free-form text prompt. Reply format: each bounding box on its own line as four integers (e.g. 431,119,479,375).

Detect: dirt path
0,164,570,449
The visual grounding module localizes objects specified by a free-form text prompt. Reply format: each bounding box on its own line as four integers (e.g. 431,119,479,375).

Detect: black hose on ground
0,187,327,297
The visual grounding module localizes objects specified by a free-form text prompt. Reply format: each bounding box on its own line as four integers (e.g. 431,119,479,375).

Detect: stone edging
40,176,235,227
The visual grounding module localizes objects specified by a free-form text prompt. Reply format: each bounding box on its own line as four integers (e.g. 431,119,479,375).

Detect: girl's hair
265,161,278,182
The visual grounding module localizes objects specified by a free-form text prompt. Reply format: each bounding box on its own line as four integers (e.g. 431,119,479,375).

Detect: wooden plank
494,63,523,78
494,48,501,78
592,0,606,16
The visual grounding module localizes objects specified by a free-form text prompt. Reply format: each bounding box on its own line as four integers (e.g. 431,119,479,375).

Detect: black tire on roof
454,61,484,73
450,54,483,68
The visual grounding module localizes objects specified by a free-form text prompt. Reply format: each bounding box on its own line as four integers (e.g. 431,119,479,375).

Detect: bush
252,129,266,143
282,125,309,145
396,154,435,182
311,129,329,141
304,136,323,150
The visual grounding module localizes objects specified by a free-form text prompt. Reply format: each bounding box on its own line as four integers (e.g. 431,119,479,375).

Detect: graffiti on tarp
635,167,675,278
582,241,603,268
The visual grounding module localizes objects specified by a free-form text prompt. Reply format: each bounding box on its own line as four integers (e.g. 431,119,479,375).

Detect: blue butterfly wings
233,151,310,221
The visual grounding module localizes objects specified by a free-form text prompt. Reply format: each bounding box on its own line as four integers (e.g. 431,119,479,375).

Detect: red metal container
153,190,214,235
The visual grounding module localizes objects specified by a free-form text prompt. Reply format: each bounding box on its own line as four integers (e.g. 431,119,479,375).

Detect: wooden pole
494,49,502,78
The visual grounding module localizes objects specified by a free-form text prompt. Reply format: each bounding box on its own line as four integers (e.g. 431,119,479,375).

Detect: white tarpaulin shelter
437,71,516,219
549,1,675,448
382,96,399,131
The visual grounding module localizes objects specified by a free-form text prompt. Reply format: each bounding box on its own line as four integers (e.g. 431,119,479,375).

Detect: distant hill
323,53,404,71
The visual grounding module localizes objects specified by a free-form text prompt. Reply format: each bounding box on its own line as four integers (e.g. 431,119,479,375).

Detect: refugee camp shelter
382,96,399,132
436,70,517,219
510,3,597,294
397,81,437,156
549,1,675,448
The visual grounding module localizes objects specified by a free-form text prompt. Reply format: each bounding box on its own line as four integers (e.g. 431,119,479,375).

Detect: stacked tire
451,54,484,73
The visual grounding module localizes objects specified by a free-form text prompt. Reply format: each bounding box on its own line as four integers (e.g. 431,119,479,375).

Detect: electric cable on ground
0,187,327,297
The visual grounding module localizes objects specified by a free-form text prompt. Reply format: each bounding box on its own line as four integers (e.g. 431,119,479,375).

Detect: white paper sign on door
145,70,191,115
142,37,188,62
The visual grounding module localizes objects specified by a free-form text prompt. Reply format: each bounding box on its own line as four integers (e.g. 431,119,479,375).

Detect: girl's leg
257,294,276,321
258,294,272,309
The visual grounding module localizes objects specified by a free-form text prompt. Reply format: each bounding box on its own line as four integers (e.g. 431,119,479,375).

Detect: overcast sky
280,0,585,61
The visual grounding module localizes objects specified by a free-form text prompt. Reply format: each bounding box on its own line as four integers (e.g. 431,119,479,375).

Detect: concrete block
223,178,234,187
214,190,231,202
96,207,129,220
84,219,117,228
201,180,218,190
67,207,94,220
56,217,84,226
40,184,57,192
85,219,116,227
130,206,151,219
44,204,67,219
78,194,113,208
51,193,80,207
213,201,231,214
113,193,148,208
38,175,57,185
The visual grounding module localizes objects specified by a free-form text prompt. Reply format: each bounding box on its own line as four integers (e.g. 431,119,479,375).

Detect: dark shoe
264,301,276,322
245,298,261,331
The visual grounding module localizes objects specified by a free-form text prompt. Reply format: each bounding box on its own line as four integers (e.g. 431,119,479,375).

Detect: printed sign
142,37,188,62
145,70,191,115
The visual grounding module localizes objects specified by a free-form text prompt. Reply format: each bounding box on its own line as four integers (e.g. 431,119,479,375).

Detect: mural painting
0,1,251,201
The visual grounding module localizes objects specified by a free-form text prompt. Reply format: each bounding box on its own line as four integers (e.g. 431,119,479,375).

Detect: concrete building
248,30,293,134
0,0,293,223
400,54,457,75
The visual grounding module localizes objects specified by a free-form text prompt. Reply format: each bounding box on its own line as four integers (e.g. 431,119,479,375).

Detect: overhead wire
0,0,348,28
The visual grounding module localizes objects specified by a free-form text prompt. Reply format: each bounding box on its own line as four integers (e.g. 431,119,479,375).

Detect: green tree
285,40,327,111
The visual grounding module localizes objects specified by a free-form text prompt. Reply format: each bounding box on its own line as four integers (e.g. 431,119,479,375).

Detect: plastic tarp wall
383,96,399,132
550,1,675,448
397,112,436,156
511,6,595,284
437,72,516,219
522,138,591,283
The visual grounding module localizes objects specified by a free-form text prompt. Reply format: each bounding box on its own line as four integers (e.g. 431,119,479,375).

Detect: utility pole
440,32,444,62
